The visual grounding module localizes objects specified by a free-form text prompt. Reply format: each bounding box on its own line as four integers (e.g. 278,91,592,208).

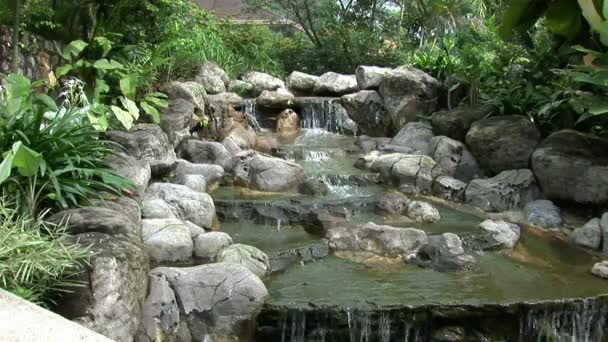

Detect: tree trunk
10,0,21,73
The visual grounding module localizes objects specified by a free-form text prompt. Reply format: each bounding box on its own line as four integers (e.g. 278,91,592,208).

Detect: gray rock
205,92,244,109
419,233,476,271
406,201,441,223
218,244,271,278
105,124,177,176
376,192,411,215
571,218,602,250
391,122,435,155
591,261,608,279
141,263,268,341
222,136,243,156
328,222,428,258
379,67,441,132
227,79,255,97
144,183,216,229
371,154,444,195
175,174,207,192
432,176,466,202
160,98,194,146
466,115,540,174
241,71,285,95
355,65,391,90
194,62,229,94
477,219,521,249
256,88,295,108
175,159,225,187
430,105,495,141
432,326,467,342
603,213,608,254
286,71,319,93
531,130,608,205
223,124,257,151
49,207,141,240
178,140,232,169
341,90,386,136
230,150,306,192
313,72,359,95
355,150,382,170
142,219,193,263
141,199,176,220
298,178,330,196
465,169,541,212
105,152,151,196
185,221,206,239
193,232,233,260
524,200,562,229
165,81,206,112
429,135,480,182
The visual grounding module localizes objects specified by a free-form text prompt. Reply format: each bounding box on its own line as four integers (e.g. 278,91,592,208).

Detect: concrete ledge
0,289,114,342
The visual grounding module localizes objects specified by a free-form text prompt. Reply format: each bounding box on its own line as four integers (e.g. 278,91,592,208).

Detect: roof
192,0,280,21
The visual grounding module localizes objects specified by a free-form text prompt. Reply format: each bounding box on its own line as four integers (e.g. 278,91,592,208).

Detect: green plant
0,198,90,307
0,74,132,217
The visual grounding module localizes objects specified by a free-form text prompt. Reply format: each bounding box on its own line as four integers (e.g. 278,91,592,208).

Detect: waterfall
304,150,332,162
300,98,358,134
243,98,262,132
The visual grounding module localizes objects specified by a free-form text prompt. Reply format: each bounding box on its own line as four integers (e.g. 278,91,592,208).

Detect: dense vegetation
0,0,607,306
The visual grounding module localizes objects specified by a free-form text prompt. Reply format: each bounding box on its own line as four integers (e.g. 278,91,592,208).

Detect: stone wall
0,26,61,84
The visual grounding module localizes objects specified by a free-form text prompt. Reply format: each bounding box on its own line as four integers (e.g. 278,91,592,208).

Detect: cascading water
243,98,263,132
300,98,358,134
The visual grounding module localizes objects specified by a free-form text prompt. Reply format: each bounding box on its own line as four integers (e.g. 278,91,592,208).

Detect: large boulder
139,263,268,341
105,124,177,176
371,154,444,195
194,62,229,94
390,122,435,155
193,232,233,261
227,80,255,97
175,159,224,187
406,201,441,223
418,233,476,271
429,136,480,182
379,67,441,132
466,115,540,174
159,98,194,146
571,218,602,250
143,183,216,229
341,90,386,136
142,218,193,263
230,150,305,192
276,108,300,137
592,261,608,279
240,71,285,95
313,72,359,95
355,65,391,90
328,222,428,258
376,192,411,216
430,105,495,141
531,130,608,205
178,140,232,169
524,200,563,229
50,207,148,342
105,152,151,196
206,92,244,109
476,220,521,250
217,244,271,278
465,169,541,212
432,176,466,202
256,88,295,108
286,71,319,94
165,81,206,113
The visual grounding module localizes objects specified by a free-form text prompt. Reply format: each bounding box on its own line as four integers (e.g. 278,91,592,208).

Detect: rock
286,71,319,93
328,222,428,258
105,124,177,176
477,220,521,250
144,183,216,229
141,219,193,263
256,88,295,108
231,151,305,192
603,213,608,254
51,207,148,342
254,135,279,154
160,98,194,146
341,90,386,136
379,67,441,132
571,218,602,250
355,150,382,170
429,135,480,182
371,154,444,195
298,178,330,196
227,79,255,97
223,124,257,151
105,152,151,196
206,92,244,109
466,115,540,174
175,159,224,187
276,108,300,136
419,233,475,271
175,174,206,192
194,62,229,94
432,326,467,342
376,192,411,215
524,200,562,229
406,201,441,223
141,199,176,220
391,122,435,155
141,263,268,341
430,105,495,141
355,65,391,90
193,232,233,261
465,169,541,212
165,81,206,113
432,176,466,202
178,140,231,169
591,261,608,279
531,130,608,205
313,72,359,95
241,71,285,95
355,136,391,154
185,221,206,239
217,244,271,278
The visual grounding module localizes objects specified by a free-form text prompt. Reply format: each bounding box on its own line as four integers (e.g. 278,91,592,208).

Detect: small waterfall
300,98,358,134
304,150,331,162
243,98,262,132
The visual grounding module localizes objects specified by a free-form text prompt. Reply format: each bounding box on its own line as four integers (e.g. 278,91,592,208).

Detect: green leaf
141,101,160,123
62,40,88,61
144,96,168,108
119,97,140,120
0,153,13,185
545,0,582,40
110,106,134,130
119,77,136,99
55,64,73,78
11,142,42,177
86,111,109,132
94,79,110,100
149,92,168,98
93,59,117,70
93,36,113,57
34,94,58,112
